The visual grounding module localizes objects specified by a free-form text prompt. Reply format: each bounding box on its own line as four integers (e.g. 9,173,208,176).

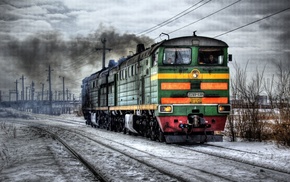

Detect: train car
81,35,232,143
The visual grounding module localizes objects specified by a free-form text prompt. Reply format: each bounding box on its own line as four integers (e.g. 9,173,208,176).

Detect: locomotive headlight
159,105,173,113
218,104,231,113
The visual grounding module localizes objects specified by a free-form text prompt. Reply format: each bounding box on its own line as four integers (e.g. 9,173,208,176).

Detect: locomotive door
136,59,145,105
140,76,145,104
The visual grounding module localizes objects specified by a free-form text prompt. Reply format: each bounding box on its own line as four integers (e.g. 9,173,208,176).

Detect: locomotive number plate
190,98,202,104
187,92,204,98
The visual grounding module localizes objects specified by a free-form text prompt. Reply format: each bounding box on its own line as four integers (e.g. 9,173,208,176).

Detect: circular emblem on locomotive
191,69,200,79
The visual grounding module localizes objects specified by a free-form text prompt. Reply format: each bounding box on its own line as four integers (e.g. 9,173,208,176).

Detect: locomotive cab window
198,48,224,65
153,51,158,66
163,48,191,65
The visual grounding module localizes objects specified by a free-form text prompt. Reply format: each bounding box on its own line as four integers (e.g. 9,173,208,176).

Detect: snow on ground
0,115,98,181
1,107,290,181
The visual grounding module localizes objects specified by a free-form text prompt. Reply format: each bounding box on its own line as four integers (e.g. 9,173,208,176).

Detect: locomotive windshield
198,48,224,65
163,48,191,65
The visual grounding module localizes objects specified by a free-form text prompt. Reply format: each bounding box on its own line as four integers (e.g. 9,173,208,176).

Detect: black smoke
2,26,154,96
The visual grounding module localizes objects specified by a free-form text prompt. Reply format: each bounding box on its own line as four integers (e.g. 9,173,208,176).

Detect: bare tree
226,69,239,142
264,60,290,147
230,61,266,141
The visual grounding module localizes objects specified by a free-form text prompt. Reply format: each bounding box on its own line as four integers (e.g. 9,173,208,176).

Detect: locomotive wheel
116,117,124,132
158,129,165,142
106,124,109,130
149,118,159,141
118,124,123,132
115,122,119,132
110,117,115,131
145,129,150,138
108,120,113,131
150,128,157,141
150,134,155,141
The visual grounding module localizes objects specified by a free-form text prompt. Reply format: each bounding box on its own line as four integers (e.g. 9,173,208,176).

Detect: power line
62,49,94,69
138,0,205,35
214,6,290,38
158,0,241,39
138,0,211,35
62,49,96,70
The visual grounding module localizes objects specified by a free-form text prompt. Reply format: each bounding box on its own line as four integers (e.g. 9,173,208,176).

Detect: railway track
43,123,290,182
32,126,108,182
76,126,290,181
51,126,233,182
3,114,290,181
181,144,290,175
32,124,184,181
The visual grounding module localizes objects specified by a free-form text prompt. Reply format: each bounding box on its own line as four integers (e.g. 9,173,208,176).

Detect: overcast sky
0,0,290,100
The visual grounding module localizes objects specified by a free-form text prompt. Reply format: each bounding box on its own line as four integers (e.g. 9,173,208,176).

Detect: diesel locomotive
81,35,232,143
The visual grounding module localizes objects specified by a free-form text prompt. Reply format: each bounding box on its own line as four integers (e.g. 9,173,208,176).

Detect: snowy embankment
0,108,98,181
1,107,290,181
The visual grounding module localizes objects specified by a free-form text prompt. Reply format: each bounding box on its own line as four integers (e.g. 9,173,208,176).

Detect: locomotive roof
161,36,228,47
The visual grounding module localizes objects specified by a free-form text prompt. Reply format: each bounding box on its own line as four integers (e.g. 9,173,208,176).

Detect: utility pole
59,76,65,114
40,83,44,101
96,38,111,69
15,79,18,101
28,88,30,100
26,86,28,100
96,38,111,107
46,65,53,115
55,91,57,100
20,75,25,100
60,76,65,102
58,91,61,100
31,81,35,101
9,90,12,101
37,92,40,101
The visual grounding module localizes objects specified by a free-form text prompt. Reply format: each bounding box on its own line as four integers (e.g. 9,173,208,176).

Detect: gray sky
0,0,290,99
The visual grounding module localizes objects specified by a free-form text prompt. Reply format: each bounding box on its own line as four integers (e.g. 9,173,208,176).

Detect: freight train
81,34,232,143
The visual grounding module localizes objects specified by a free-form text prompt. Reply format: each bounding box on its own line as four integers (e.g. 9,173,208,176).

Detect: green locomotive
81,35,232,143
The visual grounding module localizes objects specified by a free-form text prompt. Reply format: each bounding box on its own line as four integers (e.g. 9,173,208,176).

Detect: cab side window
198,48,224,65
153,51,158,66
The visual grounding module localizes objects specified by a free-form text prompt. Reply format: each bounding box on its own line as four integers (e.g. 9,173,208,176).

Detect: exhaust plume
2,26,154,96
